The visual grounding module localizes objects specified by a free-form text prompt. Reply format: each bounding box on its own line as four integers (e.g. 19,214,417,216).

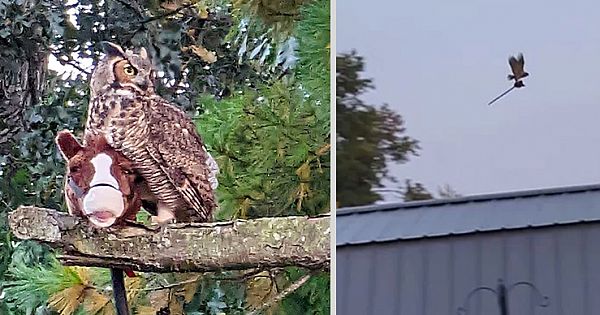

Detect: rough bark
8,206,330,272
0,52,47,152
0,0,49,155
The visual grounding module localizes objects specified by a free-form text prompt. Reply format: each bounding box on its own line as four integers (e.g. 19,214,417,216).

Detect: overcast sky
337,0,600,201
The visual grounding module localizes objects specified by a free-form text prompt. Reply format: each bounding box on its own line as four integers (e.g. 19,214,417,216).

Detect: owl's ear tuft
56,130,83,160
101,41,126,58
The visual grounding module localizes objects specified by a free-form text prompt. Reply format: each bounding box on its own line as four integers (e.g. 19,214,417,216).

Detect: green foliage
0,78,87,211
277,268,330,315
189,277,246,314
199,0,330,221
0,72,87,311
3,247,68,313
5,259,78,300
295,0,330,106
232,0,308,37
1,0,330,313
197,81,329,219
228,0,313,77
4,254,124,314
0,0,57,49
196,3,330,313
337,52,420,207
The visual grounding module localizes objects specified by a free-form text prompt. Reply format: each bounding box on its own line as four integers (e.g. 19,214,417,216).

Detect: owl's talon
150,215,175,225
149,216,175,232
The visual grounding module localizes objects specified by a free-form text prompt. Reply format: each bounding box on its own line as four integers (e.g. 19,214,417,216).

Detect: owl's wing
145,97,217,220
518,53,525,67
508,54,525,78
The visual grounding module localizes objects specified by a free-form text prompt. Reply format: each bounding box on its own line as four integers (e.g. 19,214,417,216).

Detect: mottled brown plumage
507,53,529,82
85,42,218,223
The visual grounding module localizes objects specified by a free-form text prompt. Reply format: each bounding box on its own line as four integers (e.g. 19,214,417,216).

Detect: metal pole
111,268,130,315
458,278,548,315
497,279,508,315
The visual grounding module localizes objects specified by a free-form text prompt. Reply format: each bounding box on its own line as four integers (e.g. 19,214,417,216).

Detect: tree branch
140,3,196,25
113,0,145,18
51,50,91,77
247,272,314,315
125,2,196,43
133,269,272,292
8,206,330,272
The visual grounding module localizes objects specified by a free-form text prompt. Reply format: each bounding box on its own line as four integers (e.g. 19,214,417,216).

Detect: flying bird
507,53,529,83
488,53,529,106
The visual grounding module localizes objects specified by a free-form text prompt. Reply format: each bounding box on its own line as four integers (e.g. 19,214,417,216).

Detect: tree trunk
0,1,49,155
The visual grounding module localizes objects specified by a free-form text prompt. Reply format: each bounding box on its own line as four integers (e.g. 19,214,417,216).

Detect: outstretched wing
145,97,217,220
518,53,525,67
508,53,526,79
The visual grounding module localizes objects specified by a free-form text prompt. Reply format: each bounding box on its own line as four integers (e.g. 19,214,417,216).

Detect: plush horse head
55,130,142,227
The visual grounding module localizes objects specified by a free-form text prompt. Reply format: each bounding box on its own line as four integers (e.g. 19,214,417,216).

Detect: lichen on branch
8,206,330,273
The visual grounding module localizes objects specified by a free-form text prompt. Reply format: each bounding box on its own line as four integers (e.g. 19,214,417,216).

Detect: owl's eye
123,64,138,76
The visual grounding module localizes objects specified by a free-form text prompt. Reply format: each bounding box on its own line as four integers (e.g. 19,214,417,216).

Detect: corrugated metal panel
336,224,600,315
337,184,600,246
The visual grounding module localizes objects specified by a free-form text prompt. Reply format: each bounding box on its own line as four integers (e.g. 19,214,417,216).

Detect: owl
488,53,529,105
507,53,529,85
85,41,218,223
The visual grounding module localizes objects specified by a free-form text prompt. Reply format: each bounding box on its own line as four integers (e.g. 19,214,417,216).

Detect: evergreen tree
0,0,329,313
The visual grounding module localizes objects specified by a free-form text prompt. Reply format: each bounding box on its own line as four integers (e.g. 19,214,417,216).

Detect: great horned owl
85,41,218,223
507,53,529,83
488,53,529,105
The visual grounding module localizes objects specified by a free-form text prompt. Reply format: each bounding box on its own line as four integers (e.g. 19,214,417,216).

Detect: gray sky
337,0,600,201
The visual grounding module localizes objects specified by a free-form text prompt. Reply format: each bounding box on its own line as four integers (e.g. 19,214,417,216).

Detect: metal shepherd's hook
457,278,550,315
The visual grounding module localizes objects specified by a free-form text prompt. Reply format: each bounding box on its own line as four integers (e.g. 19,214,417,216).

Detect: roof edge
337,220,600,247
337,183,600,216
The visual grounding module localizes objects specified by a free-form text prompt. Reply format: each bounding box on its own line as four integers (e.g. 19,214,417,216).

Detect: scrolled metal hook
457,286,498,315
508,281,550,308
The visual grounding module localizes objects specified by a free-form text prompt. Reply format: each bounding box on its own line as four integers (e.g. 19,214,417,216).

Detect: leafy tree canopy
337,52,419,207
336,52,462,206
402,179,433,202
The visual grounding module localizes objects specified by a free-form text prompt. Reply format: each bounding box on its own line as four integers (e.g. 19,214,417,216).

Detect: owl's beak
134,78,151,92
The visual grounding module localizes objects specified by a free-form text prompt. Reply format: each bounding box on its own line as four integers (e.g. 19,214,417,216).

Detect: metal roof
337,183,600,246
